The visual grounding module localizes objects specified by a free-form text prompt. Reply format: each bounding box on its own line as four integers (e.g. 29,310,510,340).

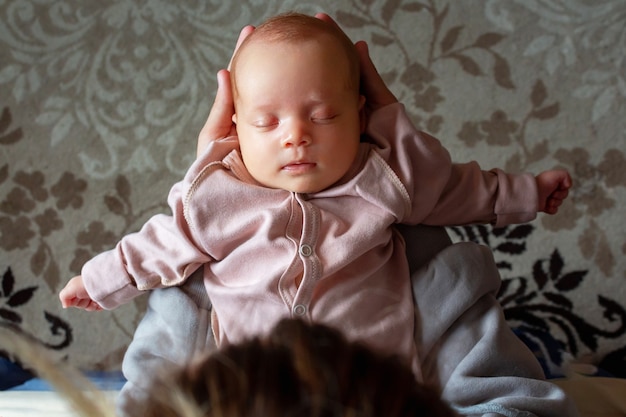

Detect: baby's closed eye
311,111,338,123
252,116,279,129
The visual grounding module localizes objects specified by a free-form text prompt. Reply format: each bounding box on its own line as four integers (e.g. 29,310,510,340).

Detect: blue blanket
1,358,125,391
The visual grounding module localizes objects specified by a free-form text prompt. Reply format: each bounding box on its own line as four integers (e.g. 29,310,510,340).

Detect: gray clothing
117,225,578,417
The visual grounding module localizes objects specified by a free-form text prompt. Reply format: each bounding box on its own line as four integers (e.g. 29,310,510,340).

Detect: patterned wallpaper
1,0,625,375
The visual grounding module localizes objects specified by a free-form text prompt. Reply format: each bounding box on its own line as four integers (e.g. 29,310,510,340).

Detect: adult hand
196,25,255,157
197,13,399,155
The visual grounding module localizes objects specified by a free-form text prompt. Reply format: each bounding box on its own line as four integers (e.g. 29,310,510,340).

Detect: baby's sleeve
366,103,538,227
80,139,239,310
420,164,538,227
82,180,211,310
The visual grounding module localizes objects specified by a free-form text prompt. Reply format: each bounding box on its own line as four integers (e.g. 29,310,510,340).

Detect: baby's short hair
230,12,361,97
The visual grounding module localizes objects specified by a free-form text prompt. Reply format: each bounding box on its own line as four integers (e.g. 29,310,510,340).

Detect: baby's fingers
79,299,102,311
551,188,569,201
545,196,565,214
66,297,102,311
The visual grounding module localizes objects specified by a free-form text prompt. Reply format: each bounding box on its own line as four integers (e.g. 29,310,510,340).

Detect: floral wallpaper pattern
1,0,625,374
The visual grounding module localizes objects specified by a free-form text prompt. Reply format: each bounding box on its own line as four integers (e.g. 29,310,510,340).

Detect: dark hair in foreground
145,318,457,417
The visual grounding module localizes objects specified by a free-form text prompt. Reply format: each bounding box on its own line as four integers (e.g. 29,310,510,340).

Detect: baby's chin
281,184,327,194
262,179,330,194
252,168,346,194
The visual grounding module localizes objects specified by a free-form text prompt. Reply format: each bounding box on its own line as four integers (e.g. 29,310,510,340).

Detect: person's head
230,12,365,194
145,318,457,417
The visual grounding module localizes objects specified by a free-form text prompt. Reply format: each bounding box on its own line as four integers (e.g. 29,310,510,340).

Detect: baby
60,12,576,417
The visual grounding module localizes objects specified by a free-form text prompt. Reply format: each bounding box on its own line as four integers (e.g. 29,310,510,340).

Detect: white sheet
0,391,118,417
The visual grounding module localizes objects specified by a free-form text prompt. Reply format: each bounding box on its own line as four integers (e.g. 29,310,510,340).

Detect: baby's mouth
282,161,316,173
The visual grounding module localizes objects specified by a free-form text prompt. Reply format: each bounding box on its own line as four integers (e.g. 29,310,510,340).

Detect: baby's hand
59,276,102,311
536,170,572,215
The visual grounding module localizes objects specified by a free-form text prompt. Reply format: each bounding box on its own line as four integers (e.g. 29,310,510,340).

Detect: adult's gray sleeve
410,240,579,417
116,268,215,417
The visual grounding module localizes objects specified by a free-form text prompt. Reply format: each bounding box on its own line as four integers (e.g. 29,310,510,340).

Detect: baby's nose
282,120,312,147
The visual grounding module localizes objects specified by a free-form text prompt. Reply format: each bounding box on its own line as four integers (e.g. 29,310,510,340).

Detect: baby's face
232,36,364,194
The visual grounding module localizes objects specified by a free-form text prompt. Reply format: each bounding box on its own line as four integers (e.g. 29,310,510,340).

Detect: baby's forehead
231,28,359,99
232,35,350,80
238,33,341,57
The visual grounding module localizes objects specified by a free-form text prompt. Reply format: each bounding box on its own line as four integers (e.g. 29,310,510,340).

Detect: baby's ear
358,95,366,133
